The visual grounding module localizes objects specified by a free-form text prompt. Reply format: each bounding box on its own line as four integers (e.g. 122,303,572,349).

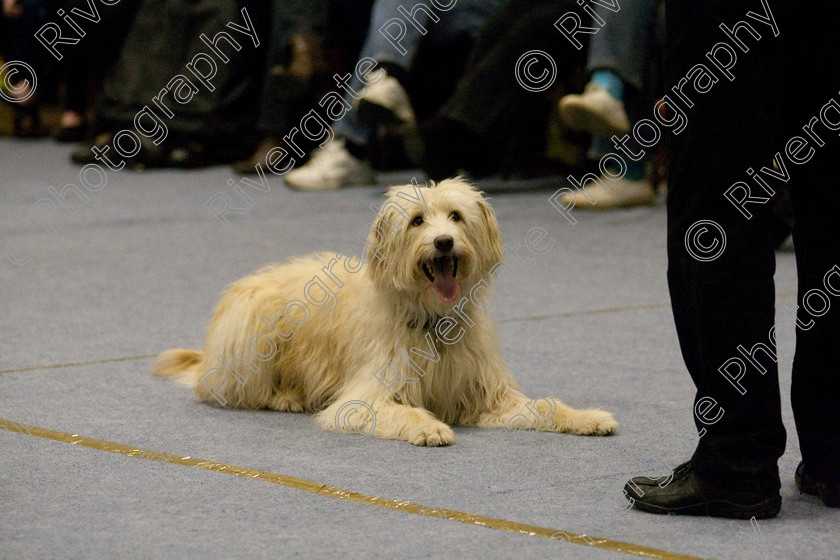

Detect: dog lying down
153,177,617,445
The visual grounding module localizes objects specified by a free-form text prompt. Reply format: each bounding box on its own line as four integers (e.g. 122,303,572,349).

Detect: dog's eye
449,211,461,222
410,215,424,226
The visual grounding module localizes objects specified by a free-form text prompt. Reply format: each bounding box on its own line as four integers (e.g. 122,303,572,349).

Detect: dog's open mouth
422,256,460,303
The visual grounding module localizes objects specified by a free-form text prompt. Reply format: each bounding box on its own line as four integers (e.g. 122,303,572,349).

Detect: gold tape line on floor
0,291,798,376
0,355,157,375
0,418,707,560
497,302,670,325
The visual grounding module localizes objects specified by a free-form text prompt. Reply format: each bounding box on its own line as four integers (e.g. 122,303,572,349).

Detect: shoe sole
626,485,782,519
559,100,630,137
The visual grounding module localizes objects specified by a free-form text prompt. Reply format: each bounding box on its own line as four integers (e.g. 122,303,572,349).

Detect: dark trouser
99,0,269,154
666,0,840,490
62,0,142,115
439,0,587,167
1,0,53,88
255,0,371,138
255,0,329,135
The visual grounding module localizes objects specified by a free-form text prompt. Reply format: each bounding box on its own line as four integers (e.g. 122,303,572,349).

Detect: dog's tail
152,349,203,387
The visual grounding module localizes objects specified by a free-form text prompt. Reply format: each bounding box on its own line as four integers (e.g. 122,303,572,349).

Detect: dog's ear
476,195,504,272
365,207,393,280
365,197,410,290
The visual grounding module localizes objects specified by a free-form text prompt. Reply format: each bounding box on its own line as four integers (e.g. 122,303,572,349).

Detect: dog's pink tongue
432,258,459,303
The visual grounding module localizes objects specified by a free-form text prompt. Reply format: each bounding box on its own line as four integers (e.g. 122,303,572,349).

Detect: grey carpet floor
1,138,837,560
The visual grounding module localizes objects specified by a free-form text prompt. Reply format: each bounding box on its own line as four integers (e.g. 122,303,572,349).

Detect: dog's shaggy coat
153,178,617,445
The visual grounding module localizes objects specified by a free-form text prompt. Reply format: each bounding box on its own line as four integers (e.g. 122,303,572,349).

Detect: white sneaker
285,139,375,191
356,72,416,125
559,83,631,136
559,176,655,210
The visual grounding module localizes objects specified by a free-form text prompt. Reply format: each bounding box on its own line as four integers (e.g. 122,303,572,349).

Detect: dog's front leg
316,398,456,446
473,393,618,436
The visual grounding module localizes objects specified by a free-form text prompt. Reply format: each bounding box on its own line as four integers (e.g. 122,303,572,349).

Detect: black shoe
70,132,111,164
167,141,209,169
1,90,47,137
11,104,48,138
55,123,88,143
233,137,280,175
795,461,840,508
624,461,782,519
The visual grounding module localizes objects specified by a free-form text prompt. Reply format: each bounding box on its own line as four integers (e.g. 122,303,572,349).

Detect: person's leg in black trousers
625,0,840,518
665,0,786,492
58,0,142,142
627,0,786,518
2,0,51,136
780,5,840,505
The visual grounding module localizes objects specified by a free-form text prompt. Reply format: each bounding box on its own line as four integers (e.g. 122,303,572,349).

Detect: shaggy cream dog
153,177,617,445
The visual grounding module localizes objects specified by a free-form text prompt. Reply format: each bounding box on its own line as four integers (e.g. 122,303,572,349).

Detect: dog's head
365,177,504,317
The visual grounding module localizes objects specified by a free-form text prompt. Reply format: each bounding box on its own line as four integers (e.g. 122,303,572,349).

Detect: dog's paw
575,409,618,436
269,391,305,413
406,423,455,446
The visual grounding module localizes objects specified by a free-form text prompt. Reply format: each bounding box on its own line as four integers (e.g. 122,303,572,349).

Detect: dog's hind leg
267,388,306,412
471,393,618,436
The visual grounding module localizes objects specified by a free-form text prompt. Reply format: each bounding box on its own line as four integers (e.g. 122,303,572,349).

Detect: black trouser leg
665,0,788,490
777,5,840,487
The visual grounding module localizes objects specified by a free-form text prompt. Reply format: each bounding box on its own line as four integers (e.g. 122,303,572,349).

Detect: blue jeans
587,0,660,164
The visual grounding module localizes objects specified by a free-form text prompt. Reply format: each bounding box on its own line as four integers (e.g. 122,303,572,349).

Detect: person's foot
70,132,167,169
357,71,423,168
284,139,375,191
795,461,840,507
10,106,47,137
56,124,87,143
167,141,209,169
60,110,84,128
56,111,87,143
233,137,281,175
71,132,113,164
624,461,782,519
558,176,655,210
2,80,46,137
357,71,416,126
287,33,328,84
559,83,631,136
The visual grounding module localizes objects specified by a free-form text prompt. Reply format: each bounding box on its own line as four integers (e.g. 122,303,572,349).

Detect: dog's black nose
434,235,454,252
